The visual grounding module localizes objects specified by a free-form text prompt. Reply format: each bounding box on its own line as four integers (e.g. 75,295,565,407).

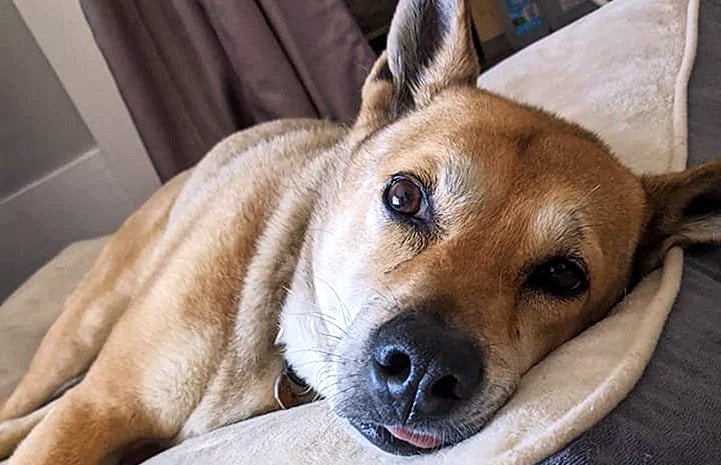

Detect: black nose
368,312,483,420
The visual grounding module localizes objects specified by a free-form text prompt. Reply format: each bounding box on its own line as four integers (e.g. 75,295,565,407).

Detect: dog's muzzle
343,311,484,455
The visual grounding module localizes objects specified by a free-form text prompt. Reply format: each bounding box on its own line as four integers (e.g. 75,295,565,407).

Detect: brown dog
2,0,721,462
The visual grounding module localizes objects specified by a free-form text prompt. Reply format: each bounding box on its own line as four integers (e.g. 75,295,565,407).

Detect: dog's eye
384,175,429,220
527,257,588,298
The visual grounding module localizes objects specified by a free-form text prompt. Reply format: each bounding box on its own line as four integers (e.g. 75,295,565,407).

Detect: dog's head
283,0,721,455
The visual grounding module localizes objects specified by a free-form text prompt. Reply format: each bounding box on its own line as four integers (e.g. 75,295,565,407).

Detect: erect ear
355,0,479,130
635,160,721,277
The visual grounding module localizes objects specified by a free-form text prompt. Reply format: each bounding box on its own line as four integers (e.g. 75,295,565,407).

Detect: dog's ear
635,160,721,277
355,0,479,130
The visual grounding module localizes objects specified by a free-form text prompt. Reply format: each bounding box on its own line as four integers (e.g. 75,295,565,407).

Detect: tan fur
2,0,721,462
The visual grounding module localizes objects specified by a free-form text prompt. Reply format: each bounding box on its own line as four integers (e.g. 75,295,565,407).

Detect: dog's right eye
383,175,431,222
527,257,588,299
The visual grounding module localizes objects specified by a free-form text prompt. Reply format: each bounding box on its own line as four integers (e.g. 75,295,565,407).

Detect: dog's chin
334,384,512,455
347,419,452,456
338,393,512,455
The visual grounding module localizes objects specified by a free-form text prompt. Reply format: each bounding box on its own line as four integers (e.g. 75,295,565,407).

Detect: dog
2,0,721,463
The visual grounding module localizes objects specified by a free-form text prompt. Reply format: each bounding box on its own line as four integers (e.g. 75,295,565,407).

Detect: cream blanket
0,0,699,463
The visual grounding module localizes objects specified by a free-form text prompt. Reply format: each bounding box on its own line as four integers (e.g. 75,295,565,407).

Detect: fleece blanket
0,238,108,403
0,0,699,463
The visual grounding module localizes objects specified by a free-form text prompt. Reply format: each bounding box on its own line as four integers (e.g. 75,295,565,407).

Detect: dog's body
2,0,721,463
0,118,349,462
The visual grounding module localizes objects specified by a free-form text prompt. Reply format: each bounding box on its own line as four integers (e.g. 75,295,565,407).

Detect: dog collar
274,360,315,409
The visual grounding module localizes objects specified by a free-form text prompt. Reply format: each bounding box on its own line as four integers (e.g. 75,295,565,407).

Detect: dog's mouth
386,425,444,449
349,420,450,455
326,311,499,455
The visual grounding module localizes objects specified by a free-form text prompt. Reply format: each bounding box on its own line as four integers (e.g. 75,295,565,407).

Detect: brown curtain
80,0,377,181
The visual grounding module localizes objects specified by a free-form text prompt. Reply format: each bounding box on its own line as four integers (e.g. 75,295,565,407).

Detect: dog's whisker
318,332,342,341
288,359,342,371
283,311,350,336
579,184,602,206
313,276,356,326
284,348,347,360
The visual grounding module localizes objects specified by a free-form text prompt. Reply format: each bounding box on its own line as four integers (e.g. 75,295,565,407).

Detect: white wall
1,0,161,301
0,0,95,198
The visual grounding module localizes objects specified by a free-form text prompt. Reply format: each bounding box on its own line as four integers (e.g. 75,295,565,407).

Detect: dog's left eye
383,175,431,222
527,257,588,299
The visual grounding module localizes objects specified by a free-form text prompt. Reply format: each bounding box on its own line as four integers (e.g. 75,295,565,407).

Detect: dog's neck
275,192,343,391
274,136,365,392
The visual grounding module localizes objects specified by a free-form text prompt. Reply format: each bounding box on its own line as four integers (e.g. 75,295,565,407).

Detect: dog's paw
0,404,53,460
0,417,26,459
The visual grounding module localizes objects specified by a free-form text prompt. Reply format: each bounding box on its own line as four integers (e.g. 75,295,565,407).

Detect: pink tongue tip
386,426,443,449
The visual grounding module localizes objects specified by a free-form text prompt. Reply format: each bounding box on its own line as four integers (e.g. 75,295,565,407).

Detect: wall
0,1,94,199
1,0,160,301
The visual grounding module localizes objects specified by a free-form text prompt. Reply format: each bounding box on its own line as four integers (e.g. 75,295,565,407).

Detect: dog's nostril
430,375,462,400
376,350,411,379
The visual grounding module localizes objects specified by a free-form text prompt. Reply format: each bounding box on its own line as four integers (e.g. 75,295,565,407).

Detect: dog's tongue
386,426,442,449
